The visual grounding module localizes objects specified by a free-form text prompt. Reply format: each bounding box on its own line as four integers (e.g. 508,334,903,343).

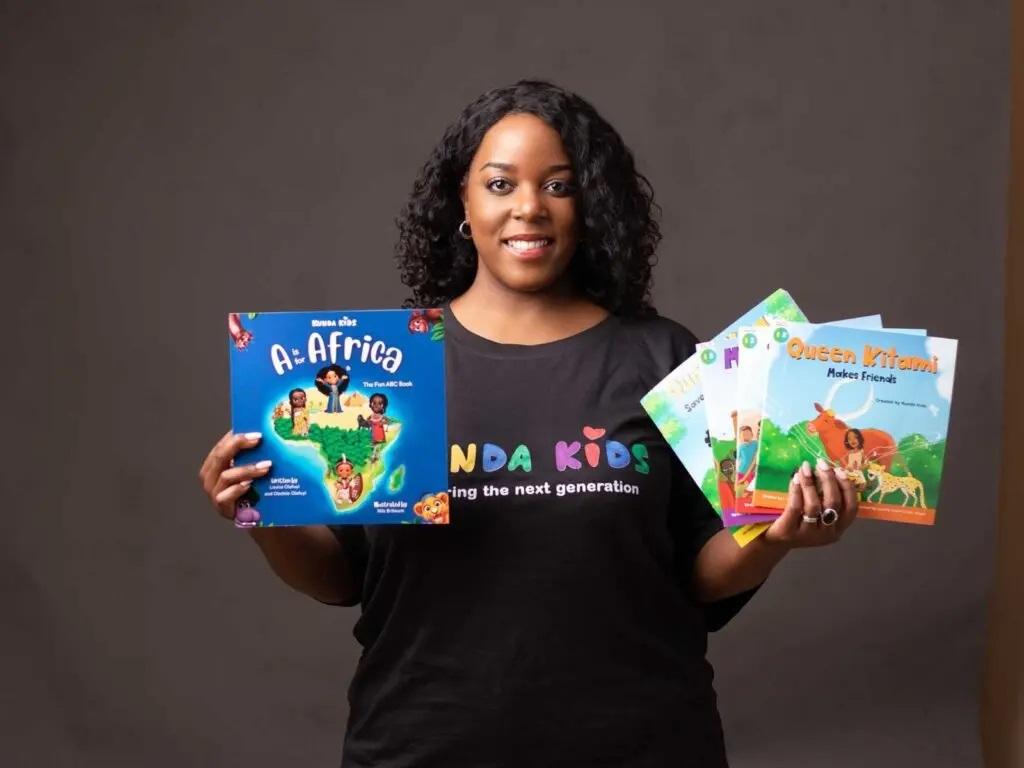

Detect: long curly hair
395,80,661,318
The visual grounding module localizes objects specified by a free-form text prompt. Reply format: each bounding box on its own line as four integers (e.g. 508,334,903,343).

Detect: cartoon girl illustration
315,364,350,414
289,388,310,436
357,392,391,462
843,428,868,488
333,455,363,505
843,428,865,470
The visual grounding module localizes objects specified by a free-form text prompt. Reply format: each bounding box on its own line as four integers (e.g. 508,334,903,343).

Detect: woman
198,80,858,767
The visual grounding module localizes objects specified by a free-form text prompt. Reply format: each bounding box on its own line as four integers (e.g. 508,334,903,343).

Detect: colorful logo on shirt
450,425,650,476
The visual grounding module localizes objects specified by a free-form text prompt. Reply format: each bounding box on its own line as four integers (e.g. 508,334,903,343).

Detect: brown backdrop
982,0,1023,763
1,2,1008,766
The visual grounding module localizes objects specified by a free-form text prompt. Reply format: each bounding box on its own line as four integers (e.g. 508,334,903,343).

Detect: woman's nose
512,186,547,220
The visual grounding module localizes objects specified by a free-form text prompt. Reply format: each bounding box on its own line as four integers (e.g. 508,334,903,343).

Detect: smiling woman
395,79,662,320
200,79,860,768
460,114,580,295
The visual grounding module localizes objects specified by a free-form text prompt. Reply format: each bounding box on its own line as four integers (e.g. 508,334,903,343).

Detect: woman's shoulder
610,312,702,392
616,312,701,367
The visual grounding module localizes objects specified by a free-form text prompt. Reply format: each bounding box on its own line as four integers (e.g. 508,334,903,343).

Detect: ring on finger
802,514,820,525
821,508,840,527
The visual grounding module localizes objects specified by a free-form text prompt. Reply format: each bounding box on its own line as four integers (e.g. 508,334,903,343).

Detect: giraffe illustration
864,462,927,508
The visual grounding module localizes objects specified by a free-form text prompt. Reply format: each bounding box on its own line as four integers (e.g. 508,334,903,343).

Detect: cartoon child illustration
716,454,737,511
289,388,309,436
357,392,391,462
333,455,363,505
735,424,759,497
234,488,261,528
843,428,868,488
315,364,350,414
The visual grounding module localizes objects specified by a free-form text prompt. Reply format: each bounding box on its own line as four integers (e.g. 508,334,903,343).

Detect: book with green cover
640,289,807,546
750,322,957,525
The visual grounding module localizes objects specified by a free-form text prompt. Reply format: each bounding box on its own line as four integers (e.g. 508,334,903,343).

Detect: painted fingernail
801,460,813,478
791,472,801,486
244,432,262,440
816,458,830,471
834,468,848,481
255,460,272,469
240,479,252,487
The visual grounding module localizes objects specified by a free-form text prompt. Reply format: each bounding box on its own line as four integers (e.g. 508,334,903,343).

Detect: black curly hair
395,80,661,318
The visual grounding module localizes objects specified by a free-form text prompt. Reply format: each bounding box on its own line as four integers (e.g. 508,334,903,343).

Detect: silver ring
821,508,840,526
802,514,820,524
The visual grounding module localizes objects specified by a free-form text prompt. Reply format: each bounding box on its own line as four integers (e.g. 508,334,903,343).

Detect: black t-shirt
331,309,751,768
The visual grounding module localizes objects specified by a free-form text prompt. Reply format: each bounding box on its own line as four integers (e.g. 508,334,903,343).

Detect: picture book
734,322,926,517
722,315,885,520
750,323,957,525
641,289,807,546
227,309,449,526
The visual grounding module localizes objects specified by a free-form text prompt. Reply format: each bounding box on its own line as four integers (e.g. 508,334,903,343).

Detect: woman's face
848,432,862,449
461,113,579,296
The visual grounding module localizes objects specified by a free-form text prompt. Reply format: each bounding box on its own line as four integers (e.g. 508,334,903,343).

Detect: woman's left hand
762,458,859,548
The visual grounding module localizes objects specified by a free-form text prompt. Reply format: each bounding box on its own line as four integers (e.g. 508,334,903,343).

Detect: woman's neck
449,279,609,346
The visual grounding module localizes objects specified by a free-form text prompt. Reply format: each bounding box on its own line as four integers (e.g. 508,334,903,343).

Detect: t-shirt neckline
443,302,617,359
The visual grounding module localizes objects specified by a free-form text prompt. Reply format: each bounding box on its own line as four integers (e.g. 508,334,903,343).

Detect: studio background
1,2,1007,766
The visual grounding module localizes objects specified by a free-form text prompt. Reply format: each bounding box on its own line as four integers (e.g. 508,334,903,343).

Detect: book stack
641,290,958,546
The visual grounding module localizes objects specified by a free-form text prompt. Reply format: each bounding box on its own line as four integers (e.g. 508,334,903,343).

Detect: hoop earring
458,220,472,240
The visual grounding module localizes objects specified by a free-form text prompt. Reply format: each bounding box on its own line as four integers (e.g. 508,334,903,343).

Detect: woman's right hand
198,431,271,526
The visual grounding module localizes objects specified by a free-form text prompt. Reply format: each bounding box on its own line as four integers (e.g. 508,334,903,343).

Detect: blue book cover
227,309,449,526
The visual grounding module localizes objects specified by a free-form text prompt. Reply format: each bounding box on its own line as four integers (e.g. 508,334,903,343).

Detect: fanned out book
711,315,885,522
734,322,927,519
640,289,808,546
750,322,957,525
227,309,449,526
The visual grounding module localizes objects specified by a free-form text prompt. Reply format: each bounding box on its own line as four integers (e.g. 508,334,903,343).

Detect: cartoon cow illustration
806,380,898,470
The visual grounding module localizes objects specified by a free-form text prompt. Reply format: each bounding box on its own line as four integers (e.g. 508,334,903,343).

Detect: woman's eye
487,178,513,194
545,180,575,196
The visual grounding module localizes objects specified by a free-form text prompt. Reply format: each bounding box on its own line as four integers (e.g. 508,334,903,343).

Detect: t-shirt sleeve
317,525,369,607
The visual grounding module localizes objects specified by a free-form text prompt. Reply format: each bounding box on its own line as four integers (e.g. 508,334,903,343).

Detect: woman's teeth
506,239,552,252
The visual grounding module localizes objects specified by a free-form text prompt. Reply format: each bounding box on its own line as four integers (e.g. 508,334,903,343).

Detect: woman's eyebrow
478,161,573,173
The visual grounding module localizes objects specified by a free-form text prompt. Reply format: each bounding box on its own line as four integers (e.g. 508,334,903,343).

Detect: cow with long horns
806,380,898,471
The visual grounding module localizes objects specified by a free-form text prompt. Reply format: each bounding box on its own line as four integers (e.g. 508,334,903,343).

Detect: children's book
734,322,926,517
227,309,449,526
641,289,807,546
750,323,957,525
699,315,883,526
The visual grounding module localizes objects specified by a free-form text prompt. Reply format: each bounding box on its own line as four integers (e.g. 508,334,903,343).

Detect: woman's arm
692,529,789,602
692,460,860,602
248,525,361,605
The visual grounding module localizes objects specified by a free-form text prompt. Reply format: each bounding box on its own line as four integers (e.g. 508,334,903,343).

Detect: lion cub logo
414,492,450,525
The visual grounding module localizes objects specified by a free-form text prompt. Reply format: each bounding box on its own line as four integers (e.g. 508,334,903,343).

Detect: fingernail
791,472,801,486
834,468,848,481
816,458,829,471
801,460,813,478
244,432,262,440
240,479,252,488
255,460,272,469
